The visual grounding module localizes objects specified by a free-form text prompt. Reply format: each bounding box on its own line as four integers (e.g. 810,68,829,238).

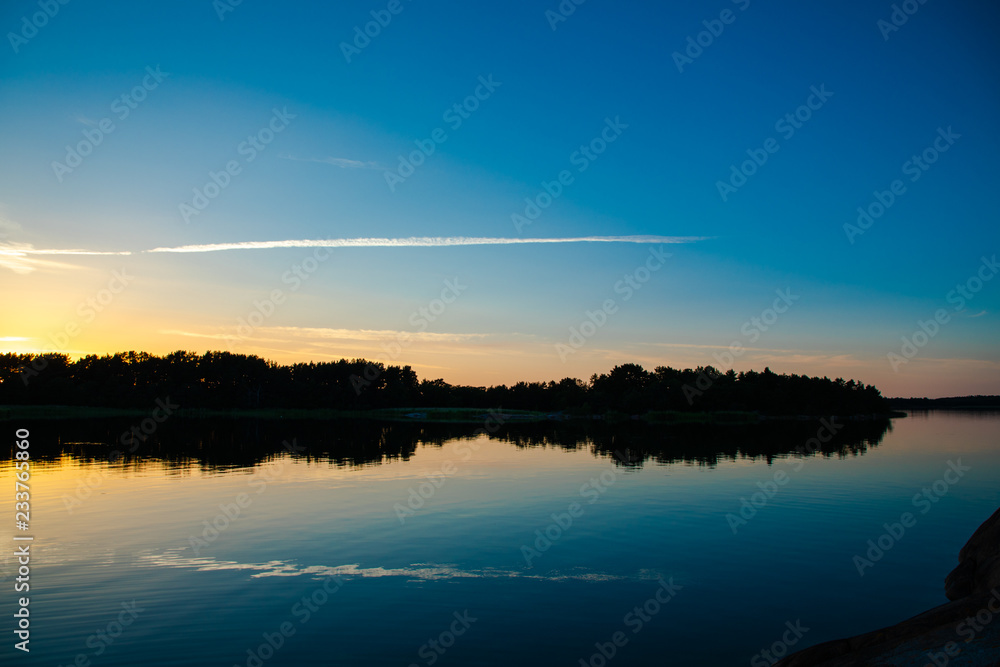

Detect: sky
1,0,998,398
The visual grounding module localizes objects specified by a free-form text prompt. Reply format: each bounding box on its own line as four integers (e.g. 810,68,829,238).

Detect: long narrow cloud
0,242,132,256
0,241,132,274
145,235,706,254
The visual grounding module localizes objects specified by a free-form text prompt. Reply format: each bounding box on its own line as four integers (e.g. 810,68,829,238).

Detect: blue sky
1,0,998,397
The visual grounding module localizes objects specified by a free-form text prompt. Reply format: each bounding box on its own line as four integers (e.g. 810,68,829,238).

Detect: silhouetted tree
0,351,891,416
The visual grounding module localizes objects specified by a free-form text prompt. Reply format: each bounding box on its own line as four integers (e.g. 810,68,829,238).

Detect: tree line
887,395,1000,409
0,351,890,416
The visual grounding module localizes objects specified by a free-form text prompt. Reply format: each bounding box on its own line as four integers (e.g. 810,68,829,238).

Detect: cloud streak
158,326,494,344
1,235,705,271
280,154,381,169
0,241,132,273
265,326,491,343
144,235,706,254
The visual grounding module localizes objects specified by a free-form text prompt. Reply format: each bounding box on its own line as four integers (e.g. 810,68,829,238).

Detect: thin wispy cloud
2,235,704,272
0,241,131,274
158,330,236,341
13,246,132,257
280,154,381,169
651,342,817,353
267,326,491,343
144,235,706,254
159,327,493,345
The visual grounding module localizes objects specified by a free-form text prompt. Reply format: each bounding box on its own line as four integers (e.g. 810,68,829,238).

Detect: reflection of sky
6,413,998,573
139,550,637,583
0,412,998,664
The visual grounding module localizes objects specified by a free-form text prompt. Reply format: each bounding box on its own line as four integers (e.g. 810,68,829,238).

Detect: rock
776,507,1000,666
949,507,1000,601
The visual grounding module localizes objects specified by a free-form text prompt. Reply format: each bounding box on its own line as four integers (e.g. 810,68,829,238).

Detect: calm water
1,411,998,666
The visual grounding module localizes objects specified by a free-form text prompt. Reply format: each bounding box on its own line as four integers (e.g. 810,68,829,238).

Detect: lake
1,410,998,666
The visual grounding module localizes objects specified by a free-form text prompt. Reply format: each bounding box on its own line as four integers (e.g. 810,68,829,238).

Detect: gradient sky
1,0,998,397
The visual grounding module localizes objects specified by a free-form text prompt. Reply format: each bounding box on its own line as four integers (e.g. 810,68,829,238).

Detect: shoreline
0,404,905,424
778,507,1000,665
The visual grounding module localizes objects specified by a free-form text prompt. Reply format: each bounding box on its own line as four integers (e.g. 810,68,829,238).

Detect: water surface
1,411,997,665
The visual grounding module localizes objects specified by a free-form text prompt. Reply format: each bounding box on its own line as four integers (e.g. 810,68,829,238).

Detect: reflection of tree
492,418,893,468
5,416,892,471
0,352,891,417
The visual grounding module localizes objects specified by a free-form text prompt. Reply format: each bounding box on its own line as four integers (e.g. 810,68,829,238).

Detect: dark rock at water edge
777,507,1000,666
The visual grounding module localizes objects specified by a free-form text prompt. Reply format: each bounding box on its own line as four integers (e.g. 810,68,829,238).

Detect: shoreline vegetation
888,395,1000,409
1,351,994,423
2,351,895,419
0,404,905,424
